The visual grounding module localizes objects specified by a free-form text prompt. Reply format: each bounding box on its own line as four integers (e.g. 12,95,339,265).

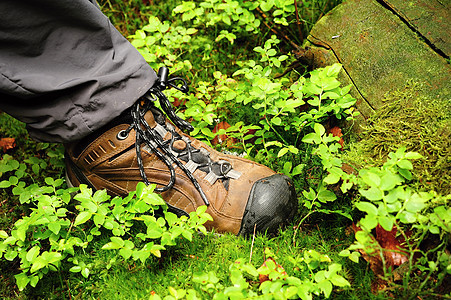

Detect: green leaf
44,177,54,186
326,63,342,77
48,222,61,235
81,267,90,278
355,202,378,215
29,275,38,288
283,161,292,175
405,152,423,160
307,98,320,106
186,28,198,35
143,191,166,206
302,188,316,202
15,273,30,291
182,230,193,241
30,257,47,273
93,214,105,227
146,225,164,239
119,248,133,260
0,180,12,188
359,215,378,230
16,226,26,242
9,176,18,185
317,190,337,202
0,230,8,239
93,189,110,204
379,172,402,191
397,159,413,170
5,249,17,261
135,182,145,199
302,133,321,144
69,266,82,273
330,274,350,287
429,225,440,234
292,164,305,176
324,173,340,185
318,279,333,297
360,170,381,187
349,251,361,263
260,1,274,12
267,49,277,57
164,211,178,227
102,237,125,250
405,194,427,213
111,236,125,247
394,146,407,158
131,39,145,48
398,211,417,223
398,168,412,180
277,147,289,157
322,91,339,99
271,116,282,125
359,187,383,201
26,246,40,262
378,216,394,231
313,123,326,137
196,205,208,215
74,211,92,226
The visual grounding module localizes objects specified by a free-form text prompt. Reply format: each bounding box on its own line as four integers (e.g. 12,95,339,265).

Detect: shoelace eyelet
117,130,129,140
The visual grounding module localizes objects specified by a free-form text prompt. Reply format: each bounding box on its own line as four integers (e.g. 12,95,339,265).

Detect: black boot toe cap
238,174,297,236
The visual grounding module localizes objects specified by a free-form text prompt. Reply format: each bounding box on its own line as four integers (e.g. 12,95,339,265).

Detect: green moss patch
344,82,450,195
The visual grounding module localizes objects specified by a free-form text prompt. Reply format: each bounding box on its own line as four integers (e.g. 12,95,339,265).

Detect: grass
15,221,366,299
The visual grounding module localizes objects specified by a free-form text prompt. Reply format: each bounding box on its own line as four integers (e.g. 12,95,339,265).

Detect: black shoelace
118,67,211,205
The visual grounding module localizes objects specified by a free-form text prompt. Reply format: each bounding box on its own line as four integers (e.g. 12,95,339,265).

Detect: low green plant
221,57,358,172
173,0,261,37
302,127,450,297
0,156,212,292
341,148,450,297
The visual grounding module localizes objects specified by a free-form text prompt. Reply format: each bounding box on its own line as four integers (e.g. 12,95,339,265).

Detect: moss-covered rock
305,0,450,194
306,0,450,121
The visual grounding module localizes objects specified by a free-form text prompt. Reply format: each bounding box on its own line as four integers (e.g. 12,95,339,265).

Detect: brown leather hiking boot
65,68,297,235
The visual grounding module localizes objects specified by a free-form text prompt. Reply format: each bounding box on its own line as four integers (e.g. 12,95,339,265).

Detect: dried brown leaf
0,138,16,152
328,126,344,149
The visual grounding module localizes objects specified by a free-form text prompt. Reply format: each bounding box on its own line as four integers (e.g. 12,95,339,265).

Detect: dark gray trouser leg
0,0,156,143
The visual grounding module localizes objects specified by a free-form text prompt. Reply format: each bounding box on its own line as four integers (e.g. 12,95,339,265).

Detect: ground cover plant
1,0,449,299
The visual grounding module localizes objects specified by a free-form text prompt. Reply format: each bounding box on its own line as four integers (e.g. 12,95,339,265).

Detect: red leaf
351,224,383,276
172,97,186,107
212,121,235,146
328,126,344,149
0,138,16,152
258,258,287,284
351,223,411,294
375,225,409,267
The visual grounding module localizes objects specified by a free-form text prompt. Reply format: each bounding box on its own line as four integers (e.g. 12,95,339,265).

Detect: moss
344,81,451,195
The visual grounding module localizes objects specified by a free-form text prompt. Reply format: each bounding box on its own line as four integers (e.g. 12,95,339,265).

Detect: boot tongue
71,107,134,157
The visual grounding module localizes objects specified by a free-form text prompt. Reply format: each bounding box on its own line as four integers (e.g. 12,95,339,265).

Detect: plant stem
59,270,66,300
293,210,314,246
293,0,303,43
263,95,289,145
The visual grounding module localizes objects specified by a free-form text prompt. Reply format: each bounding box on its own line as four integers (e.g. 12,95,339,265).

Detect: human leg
0,0,156,143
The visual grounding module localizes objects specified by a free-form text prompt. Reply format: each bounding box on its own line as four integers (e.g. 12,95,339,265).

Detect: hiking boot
65,67,297,235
